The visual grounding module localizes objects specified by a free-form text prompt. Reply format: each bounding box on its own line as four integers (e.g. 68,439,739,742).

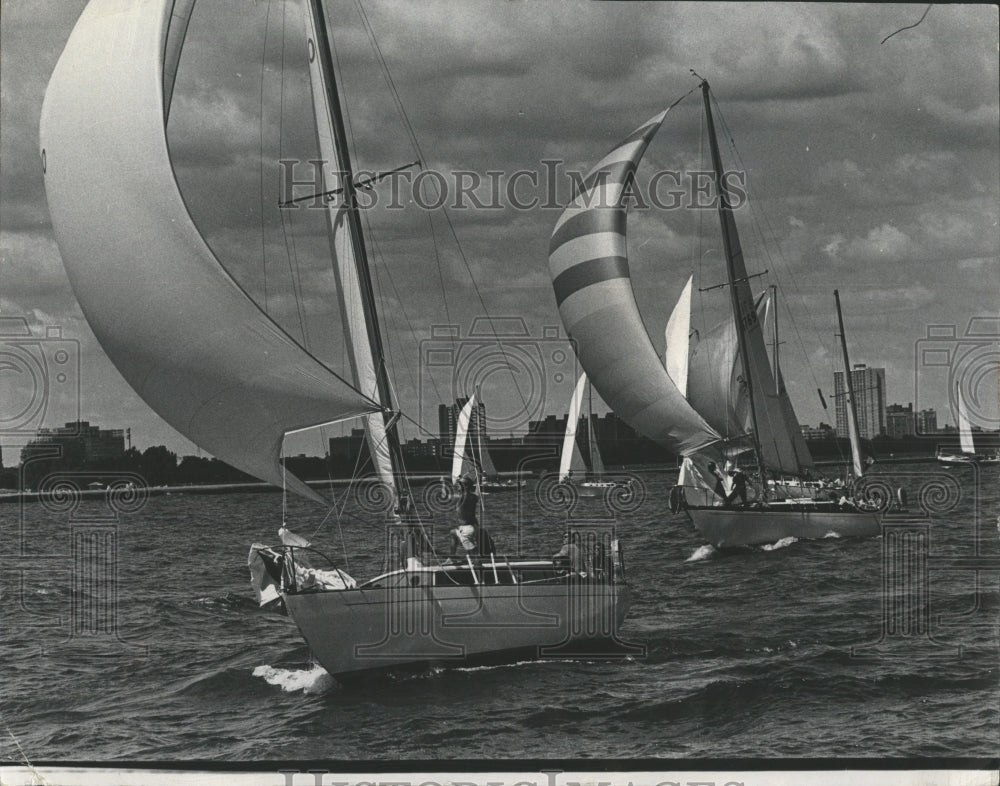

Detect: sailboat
557,373,623,493
936,384,989,464
450,393,525,493
547,78,891,548
42,0,629,681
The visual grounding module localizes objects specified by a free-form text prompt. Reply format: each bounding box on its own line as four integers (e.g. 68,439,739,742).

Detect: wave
761,536,799,551
685,544,717,562
252,662,334,695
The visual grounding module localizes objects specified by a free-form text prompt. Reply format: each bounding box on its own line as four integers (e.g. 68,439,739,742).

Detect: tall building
886,403,916,438
916,408,938,435
834,364,886,440
438,398,487,454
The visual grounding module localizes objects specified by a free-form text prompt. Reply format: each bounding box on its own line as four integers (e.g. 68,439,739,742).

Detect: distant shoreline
0,454,967,505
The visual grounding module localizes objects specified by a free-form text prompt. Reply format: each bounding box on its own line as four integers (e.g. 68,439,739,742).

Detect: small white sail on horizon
957,384,976,455
558,374,589,482
450,394,478,483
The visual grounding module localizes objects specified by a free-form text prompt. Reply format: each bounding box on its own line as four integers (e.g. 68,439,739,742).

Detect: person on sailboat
450,475,480,556
724,467,749,508
553,531,585,575
706,461,727,499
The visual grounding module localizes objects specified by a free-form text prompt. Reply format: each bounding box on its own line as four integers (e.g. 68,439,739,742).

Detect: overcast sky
1,1,998,466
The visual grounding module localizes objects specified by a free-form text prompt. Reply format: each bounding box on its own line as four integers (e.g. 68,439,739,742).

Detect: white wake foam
686,544,717,562
252,663,334,694
760,536,798,551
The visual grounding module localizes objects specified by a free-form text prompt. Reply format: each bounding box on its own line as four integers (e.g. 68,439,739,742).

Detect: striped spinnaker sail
548,111,721,456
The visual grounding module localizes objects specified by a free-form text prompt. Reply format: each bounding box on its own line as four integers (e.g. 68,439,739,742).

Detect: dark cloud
1,0,997,463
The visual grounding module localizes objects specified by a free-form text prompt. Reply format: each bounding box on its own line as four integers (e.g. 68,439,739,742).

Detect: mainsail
702,83,807,478
761,292,815,472
39,0,380,503
303,1,395,494
547,110,721,457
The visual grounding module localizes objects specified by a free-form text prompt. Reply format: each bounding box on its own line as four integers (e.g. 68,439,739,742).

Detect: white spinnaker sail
303,0,395,495
664,275,692,396
39,0,380,504
451,395,477,483
548,110,721,457
558,374,588,482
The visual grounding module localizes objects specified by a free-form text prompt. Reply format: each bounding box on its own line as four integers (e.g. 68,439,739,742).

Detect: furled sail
304,0,395,495
664,275,692,396
558,374,589,482
39,0,380,504
548,110,721,456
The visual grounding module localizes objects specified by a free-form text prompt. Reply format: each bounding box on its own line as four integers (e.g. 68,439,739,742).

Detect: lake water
1,462,997,761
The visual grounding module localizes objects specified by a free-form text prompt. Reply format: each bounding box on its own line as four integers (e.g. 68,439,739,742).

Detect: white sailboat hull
688,506,881,548
283,575,632,681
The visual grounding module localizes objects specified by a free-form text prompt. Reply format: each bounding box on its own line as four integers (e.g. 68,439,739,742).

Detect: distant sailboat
451,392,524,492
42,0,629,681
557,373,620,493
936,383,987,464
547,78,891,548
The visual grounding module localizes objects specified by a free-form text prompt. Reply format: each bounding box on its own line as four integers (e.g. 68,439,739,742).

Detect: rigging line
328,8,410,433
274,1,311,347
346,3,458,407
258,0,273,314
710,91,830,418
353,0,422,158
351,0,530,416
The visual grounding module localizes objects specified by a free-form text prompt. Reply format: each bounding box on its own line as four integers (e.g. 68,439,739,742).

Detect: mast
770,284,779,384
307,0,408,503
834,289,865,479
701,80,767,484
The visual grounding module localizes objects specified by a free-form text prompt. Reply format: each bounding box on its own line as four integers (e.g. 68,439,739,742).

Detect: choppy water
1,462,997,761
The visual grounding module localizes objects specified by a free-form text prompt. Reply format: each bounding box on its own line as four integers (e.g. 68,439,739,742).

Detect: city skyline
2,3,997,468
